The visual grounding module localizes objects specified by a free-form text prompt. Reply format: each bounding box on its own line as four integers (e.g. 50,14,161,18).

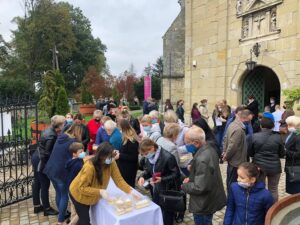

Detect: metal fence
0,97,38,207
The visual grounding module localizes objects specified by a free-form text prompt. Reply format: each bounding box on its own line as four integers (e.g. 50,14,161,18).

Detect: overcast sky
0,0,180,75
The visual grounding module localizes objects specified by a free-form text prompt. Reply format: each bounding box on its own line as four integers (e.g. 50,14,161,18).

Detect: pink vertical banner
144,75,152,100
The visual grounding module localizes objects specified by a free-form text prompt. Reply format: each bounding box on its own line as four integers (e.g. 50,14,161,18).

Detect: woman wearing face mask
87,110,103,154
176,100,185,123
63,113,74,130
224,162,273,225
199,99,209,123
72,113,89,151
284,116,300,194
269,97,276,113
69,142,134,225
137,139,181,225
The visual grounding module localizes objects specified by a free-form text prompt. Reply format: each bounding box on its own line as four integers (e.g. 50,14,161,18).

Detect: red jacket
87,119,101,152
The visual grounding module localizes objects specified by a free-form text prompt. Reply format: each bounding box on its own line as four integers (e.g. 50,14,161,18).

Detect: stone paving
0,161,289,225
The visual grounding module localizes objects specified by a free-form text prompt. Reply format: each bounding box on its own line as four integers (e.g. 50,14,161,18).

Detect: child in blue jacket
224,162,273,225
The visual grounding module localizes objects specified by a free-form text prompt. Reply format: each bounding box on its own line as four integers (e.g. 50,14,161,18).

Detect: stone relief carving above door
237,0,283,42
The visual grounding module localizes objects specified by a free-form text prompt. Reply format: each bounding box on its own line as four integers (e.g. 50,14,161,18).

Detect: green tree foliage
55,86,69,115
38,70,57,117
1,0,106,95
0,78,34,98
283,87,300,108
81,83,93,104
152,56,163,78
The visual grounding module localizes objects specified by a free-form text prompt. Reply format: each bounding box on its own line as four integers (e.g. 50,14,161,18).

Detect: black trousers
70,194,91,225
31,152,50,209
226,164,238,193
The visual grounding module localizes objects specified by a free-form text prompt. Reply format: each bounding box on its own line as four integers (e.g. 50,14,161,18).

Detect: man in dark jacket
182,126,226,224
37,115,65,216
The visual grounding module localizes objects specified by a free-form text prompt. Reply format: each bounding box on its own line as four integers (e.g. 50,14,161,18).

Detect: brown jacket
69,160,131,205
223,119,247,167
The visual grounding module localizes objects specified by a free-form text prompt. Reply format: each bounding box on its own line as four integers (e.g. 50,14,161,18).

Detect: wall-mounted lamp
192,60,197,67
245,43,260,71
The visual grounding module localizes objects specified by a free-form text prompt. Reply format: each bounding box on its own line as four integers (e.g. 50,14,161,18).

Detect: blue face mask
105,158,112,165
66,119,73,125
186,144,198,154
151,119,158,124
143,126,151,132
78,152,86,159
145,152,155,159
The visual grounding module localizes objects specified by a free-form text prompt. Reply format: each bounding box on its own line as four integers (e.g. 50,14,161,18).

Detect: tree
2,0,106,95
115,70,138,102
38,71,57,117
283,87,300,108
143,63,153,76
55,86,69,115
152,56,163,78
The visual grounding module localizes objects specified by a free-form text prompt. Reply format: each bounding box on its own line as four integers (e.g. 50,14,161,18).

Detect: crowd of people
31,95,300,225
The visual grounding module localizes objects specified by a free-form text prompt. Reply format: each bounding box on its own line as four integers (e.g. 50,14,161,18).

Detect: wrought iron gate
0,98,38,207
242,70,265,112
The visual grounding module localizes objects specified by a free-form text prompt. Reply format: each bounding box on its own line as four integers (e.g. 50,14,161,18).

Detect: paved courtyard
0,161,289,225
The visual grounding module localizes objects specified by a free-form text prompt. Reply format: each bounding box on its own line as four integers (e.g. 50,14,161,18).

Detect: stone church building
163,0,300,122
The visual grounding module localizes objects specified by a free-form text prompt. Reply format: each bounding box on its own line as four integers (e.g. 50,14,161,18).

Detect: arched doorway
242,66,281,112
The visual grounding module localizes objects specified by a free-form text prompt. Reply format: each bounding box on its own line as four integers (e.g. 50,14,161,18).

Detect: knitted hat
263,112,275,122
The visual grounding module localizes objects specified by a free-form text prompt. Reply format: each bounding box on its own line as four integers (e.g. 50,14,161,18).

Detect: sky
0,0,180,75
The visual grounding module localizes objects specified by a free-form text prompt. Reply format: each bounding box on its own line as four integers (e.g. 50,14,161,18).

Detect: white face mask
270,100,275,104
288,127,297,133
238,182,252,189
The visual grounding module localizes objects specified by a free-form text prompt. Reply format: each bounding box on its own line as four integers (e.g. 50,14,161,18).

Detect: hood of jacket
65,158,83,171
57,133,73,144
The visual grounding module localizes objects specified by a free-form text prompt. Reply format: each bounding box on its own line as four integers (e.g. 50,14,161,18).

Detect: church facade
164,0,300,122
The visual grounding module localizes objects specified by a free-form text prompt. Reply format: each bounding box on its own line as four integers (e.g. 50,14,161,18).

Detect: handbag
285,156,300,183
158,177,186,212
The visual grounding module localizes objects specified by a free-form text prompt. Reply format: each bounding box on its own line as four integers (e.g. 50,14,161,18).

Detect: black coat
140,148,181,199
37,127,57,172
130,118,141,135
285,133,300,167
117,140,139,187
247,100,259,118
176,106,185,123
249,129,285,174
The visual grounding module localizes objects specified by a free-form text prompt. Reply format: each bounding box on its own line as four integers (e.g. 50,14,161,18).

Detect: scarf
149,147,161,165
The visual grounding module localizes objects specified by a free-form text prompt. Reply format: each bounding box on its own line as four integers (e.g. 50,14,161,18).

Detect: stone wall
162,1,185,108
184,0,300,121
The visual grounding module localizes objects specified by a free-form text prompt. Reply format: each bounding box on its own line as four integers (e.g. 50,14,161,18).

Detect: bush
0,78,34,98
81,83,93,104
56,87,69,115
129,105,141,111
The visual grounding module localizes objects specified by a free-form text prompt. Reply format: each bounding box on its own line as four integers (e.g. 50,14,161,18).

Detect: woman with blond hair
115,119,139,187
44,124,83,225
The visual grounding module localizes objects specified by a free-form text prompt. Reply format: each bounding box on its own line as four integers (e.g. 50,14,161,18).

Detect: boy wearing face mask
65,142,86,225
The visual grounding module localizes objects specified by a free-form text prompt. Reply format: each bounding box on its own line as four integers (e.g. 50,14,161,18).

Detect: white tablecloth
90,179,164,225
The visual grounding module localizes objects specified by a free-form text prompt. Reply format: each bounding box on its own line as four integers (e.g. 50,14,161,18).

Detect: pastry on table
135,199,150,209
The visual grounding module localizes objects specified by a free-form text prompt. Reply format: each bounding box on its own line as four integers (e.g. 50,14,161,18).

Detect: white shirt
272,110,283,132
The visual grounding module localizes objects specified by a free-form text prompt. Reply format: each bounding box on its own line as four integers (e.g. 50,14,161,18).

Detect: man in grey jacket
223,109,251,192
182,126,226,225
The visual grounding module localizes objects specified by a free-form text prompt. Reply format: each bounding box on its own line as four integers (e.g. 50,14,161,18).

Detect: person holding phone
137,139,181,225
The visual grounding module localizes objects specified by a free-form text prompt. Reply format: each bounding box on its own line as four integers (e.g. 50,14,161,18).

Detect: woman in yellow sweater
69,142,134,225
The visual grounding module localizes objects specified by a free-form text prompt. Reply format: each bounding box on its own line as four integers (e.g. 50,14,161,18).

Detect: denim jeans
215,126,225,155
193,214,213,225
50,177,69,222
31,151,51,209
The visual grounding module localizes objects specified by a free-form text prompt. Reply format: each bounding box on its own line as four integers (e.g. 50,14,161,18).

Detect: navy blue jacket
109,128,122,150
224,182,273,225
44,133,76,181
65,158,83,188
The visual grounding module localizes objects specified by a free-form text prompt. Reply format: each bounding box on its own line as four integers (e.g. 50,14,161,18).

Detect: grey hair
104,120,117,130
286,116,300,128
186,126,206,143
164,110,178,123
93,110,103,118
51,115,65,128
149,110,160,119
